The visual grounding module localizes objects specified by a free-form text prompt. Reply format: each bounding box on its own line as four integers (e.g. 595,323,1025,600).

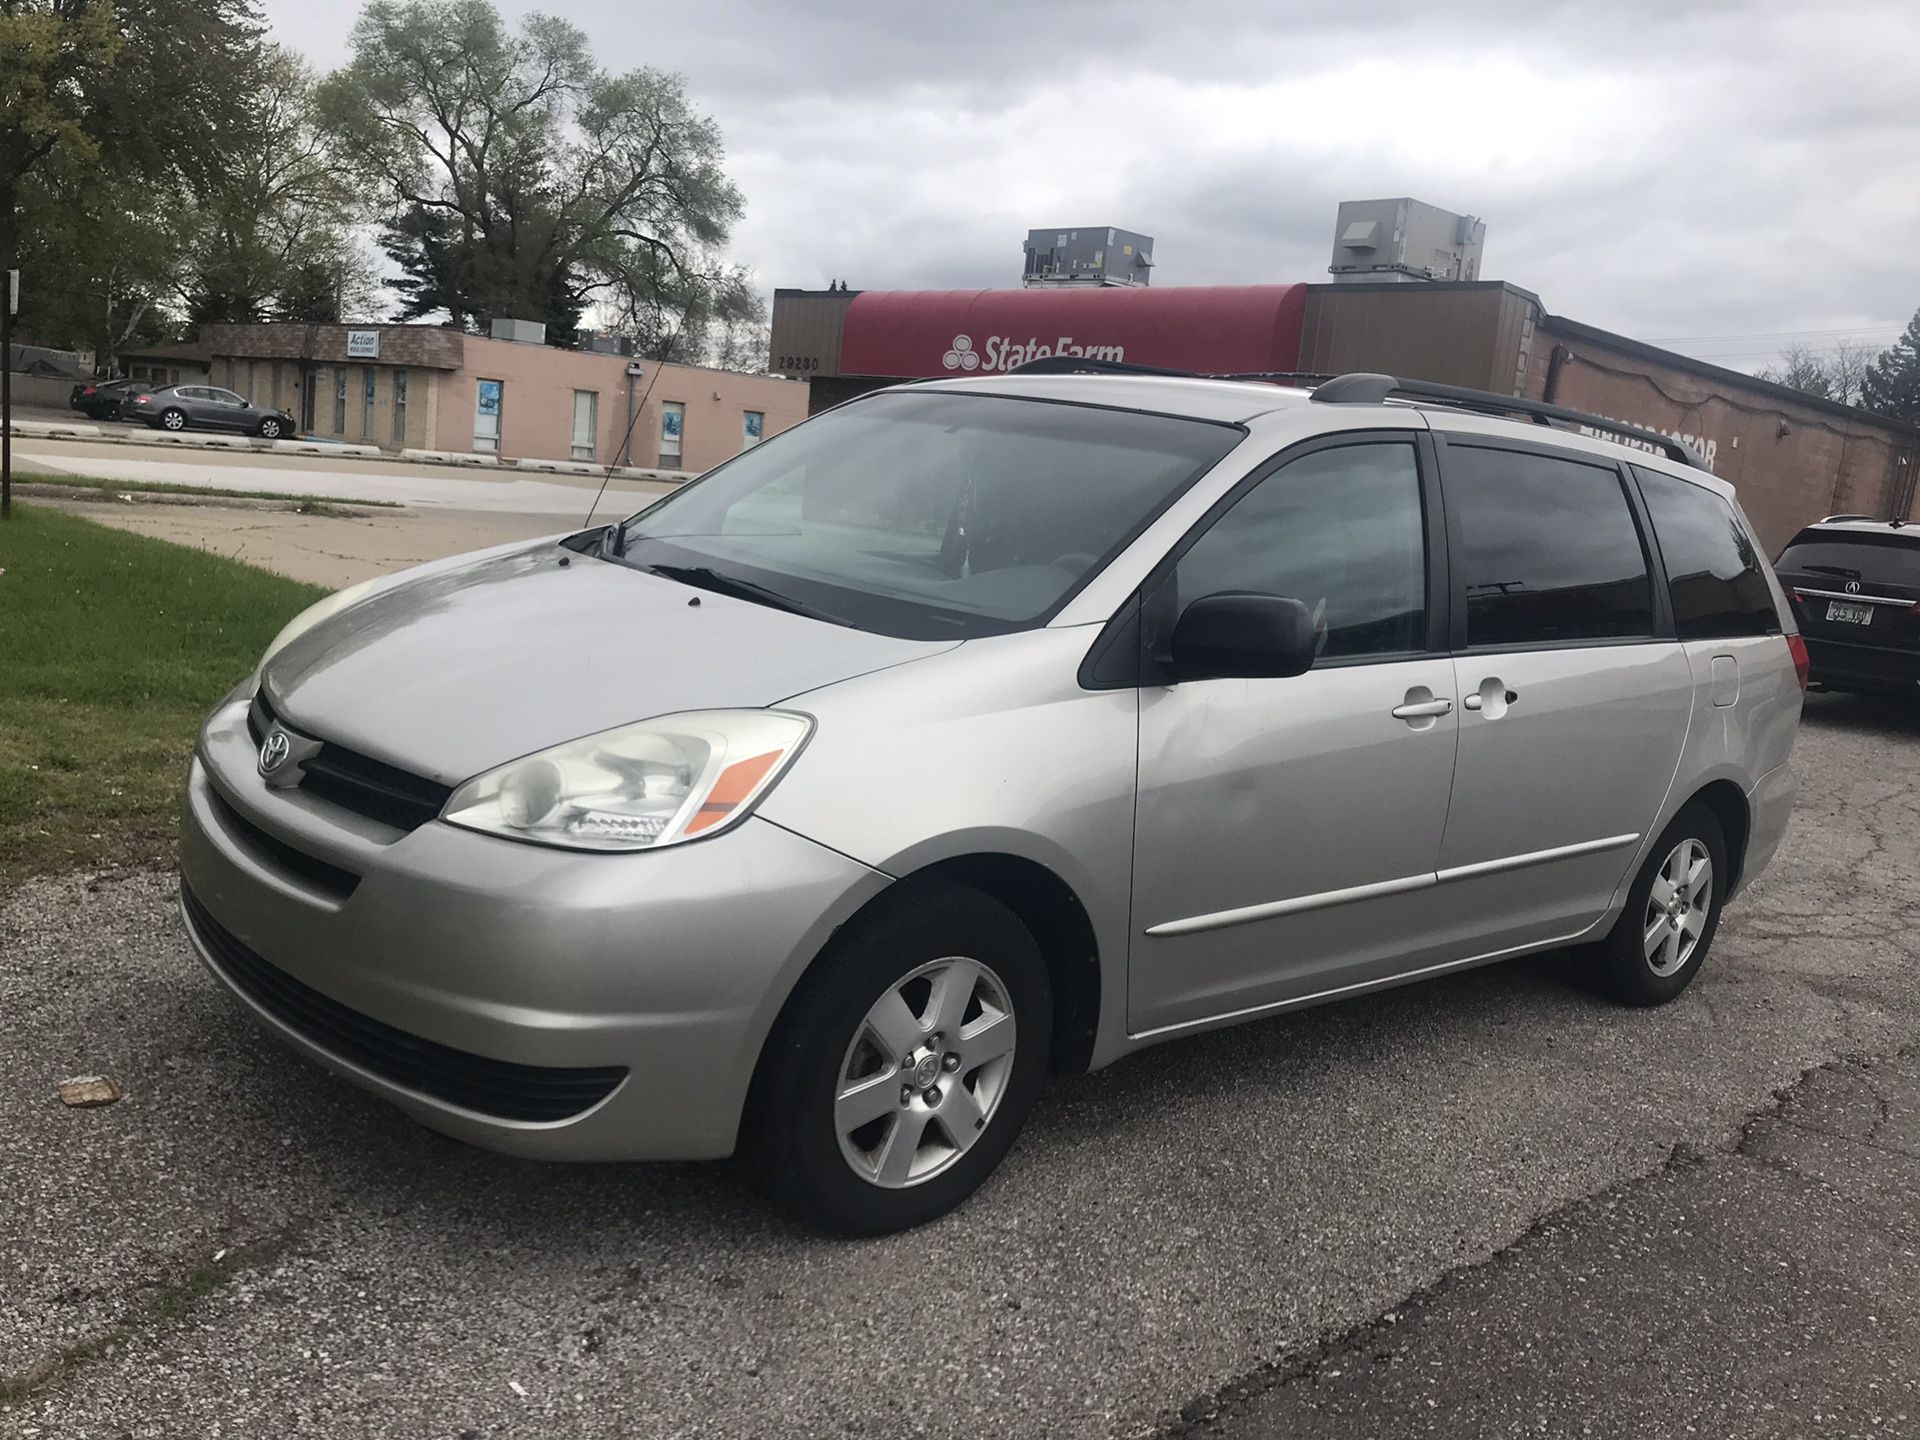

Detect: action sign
5,268,16,316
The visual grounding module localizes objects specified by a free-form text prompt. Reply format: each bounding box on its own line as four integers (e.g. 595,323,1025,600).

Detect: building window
658,400,685,470
570,389,598,461
362,367,376,437
333,368,347,432
742,410,764,450
393,369,408,445
474,379,503,452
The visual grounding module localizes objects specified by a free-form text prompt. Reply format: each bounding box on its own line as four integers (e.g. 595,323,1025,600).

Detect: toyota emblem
258,729,293,775
1845,579,1862,594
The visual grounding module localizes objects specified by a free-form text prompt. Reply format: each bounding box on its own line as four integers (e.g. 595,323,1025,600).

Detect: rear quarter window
1633,465,1780,638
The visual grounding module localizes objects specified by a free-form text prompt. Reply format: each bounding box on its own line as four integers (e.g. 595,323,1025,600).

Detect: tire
257,417,284,439
160,408,187,431
744,881,1053,1235
1585,801,1728,1006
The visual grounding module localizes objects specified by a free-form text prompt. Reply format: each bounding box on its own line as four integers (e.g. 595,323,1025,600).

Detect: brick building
197,322,808,473
770,281,1919,552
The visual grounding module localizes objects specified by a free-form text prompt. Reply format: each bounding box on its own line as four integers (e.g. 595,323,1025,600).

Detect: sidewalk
1180,1049,1919,1439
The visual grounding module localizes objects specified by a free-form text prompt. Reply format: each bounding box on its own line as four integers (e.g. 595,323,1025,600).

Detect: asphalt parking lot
2,692,1915,1439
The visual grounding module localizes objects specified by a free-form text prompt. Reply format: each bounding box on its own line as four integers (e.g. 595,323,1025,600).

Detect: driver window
1174,441,1427,661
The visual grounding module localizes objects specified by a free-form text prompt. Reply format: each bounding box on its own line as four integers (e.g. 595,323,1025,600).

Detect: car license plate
1826,600,1874,626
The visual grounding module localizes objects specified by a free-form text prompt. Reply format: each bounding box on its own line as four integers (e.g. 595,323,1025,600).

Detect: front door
1427,438,1693,956
1129,435,1461,1036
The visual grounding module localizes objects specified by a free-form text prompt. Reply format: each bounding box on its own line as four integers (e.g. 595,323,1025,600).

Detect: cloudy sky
257,0,1919,371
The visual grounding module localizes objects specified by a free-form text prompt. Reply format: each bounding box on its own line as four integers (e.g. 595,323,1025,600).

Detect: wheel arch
895,853,1103,1077
1685,778,1752,895
746,850,1104,1117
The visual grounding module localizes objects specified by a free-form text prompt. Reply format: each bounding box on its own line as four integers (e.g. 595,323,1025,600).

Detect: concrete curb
5,418,103,439
3,421,698,483
514,457,603,476
144,431,256,450
400,448,499,466
272,438,382,457
12,481,399,517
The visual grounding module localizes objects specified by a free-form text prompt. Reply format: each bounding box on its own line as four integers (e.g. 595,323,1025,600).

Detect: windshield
614,390,1242,639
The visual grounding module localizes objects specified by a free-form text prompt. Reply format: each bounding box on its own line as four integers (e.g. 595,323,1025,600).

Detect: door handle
1462,678,1519,716
1391,698,1454,720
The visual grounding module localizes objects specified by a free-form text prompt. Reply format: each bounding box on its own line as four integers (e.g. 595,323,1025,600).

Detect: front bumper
180,695,890,1159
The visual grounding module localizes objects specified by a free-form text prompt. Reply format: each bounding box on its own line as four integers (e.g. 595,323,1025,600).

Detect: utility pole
2,267,16,521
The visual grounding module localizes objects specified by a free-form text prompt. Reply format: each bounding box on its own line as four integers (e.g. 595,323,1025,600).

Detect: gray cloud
258,0,1920,368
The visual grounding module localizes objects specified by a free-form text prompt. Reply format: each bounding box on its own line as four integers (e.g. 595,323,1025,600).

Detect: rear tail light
1787,634,1810,691
81,386,96,396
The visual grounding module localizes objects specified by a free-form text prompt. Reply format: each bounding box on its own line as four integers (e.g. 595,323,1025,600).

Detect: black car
69,378,152,420
126,383,297,439
1775,516,1920,694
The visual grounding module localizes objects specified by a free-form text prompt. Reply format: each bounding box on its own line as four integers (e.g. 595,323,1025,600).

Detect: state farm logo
940,332,1125,374
942,335,981,371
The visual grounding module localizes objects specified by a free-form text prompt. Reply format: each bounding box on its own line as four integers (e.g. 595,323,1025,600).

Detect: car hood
263,541,956,782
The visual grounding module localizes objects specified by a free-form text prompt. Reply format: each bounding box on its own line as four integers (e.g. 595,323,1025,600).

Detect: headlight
254,575,386,681
443,710,812,852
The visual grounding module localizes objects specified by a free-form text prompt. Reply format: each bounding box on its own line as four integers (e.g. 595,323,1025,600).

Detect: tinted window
1634,466,1778,637
1173,442,1426,660
619,391,1241,640
1776,533,1920,590
1448,445,1654,647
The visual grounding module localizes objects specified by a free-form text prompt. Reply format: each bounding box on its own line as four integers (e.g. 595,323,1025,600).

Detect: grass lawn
14,472,402,510
0,503,326,889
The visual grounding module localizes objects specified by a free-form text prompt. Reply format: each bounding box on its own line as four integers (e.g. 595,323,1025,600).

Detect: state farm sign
941,332,1127,373
838,285,1308,380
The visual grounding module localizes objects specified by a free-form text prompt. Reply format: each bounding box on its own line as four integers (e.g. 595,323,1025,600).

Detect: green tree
12,154,184,368
1861,308,1920,426
319,0,746,352
181,44,373,325
0,0,262,272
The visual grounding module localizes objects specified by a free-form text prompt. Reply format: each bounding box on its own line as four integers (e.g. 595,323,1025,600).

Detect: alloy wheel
834,956,1017,1189
1643,838,1713,978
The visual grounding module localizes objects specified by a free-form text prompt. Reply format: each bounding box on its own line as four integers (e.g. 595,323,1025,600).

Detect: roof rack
1005,356,1200,379
1819,513,1878,523
1311,372,1707,470
1001,359,1707,470
1005,356,1339,388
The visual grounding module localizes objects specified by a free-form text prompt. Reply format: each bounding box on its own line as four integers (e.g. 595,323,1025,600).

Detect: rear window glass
1775,535,1920,591
1633,466,1779,638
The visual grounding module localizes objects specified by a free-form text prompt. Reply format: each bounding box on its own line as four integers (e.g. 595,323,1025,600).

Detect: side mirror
1169,592,1317,681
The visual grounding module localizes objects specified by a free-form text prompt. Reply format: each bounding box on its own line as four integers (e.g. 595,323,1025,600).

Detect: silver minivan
180,368,1804,1234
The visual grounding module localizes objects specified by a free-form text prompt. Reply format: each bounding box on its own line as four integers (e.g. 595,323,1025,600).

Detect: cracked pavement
1,691,1915,1438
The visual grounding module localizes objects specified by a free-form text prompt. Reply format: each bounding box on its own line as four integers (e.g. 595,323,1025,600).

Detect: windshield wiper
641,562,848,626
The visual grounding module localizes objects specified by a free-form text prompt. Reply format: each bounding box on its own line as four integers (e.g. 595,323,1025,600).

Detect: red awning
838,285,1309,380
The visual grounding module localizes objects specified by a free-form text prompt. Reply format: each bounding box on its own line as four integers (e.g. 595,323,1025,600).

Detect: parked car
69,378,151,420
128,383,295,438
179,366,1804,1234
1774,515,1920,693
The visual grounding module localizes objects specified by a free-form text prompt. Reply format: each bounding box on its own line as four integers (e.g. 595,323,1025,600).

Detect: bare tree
1825,338,1874,407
